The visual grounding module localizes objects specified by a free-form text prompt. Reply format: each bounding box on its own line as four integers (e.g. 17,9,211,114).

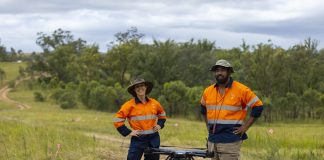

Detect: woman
113,78,167,160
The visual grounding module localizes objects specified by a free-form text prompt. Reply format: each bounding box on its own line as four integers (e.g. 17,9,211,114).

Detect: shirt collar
214,77,233,88
135,96,150,104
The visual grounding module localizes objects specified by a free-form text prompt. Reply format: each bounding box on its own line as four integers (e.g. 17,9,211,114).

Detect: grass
0,101,15,111
0,62,26,85
0,62,323,159
0,91,125,159
242,123,324,160
0,120,98,160
2,85,324,160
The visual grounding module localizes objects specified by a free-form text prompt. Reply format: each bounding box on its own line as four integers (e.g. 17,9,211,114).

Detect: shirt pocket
227,93,242,106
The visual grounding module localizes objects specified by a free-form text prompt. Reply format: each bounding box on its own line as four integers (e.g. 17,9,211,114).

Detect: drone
144,147,214,160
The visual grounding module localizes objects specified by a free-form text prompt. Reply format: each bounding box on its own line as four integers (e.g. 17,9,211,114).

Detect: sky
1,0,324,52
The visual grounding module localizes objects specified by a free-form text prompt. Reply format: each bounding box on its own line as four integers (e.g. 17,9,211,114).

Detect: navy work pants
127,133,160,160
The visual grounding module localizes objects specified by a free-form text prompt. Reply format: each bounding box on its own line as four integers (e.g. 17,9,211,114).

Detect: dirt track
0,84,31,109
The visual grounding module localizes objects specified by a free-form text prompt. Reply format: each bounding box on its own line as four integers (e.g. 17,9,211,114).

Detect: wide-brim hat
209,59,235,73
127,78,153,97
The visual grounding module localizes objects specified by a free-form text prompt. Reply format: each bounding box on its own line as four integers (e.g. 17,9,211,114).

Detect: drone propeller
160,145,206,150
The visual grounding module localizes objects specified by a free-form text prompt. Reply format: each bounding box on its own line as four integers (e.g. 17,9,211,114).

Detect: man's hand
153,125,161,132
233,117,257,136
129,130,142,137
233,126,248,136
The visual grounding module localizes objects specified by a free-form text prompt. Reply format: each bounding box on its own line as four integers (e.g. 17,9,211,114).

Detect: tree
112,27,144,45
23,28,324,120
106,27,144,86
161,81,189,117
31,29,89,82
36,28,86,53
76,45,106,82
0,40,7,61
0,68,5,85
186,86,203,119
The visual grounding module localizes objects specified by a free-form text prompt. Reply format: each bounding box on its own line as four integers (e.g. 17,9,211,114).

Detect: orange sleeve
200,88,208,106
156,101,167,119
243,87,263,110
113,102,130,128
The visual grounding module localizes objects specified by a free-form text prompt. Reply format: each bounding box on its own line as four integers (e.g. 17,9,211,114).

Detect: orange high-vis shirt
201,81,263,125
113,97,166,135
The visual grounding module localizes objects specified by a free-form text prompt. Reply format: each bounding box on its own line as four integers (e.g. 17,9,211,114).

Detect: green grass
242,123,324,160
0,79,324,159
0,101,15,111
0,62,26,86
0,120,98,160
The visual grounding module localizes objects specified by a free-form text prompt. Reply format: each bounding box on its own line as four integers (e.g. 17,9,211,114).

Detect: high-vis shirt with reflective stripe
113,97,166,135
201,80,263,125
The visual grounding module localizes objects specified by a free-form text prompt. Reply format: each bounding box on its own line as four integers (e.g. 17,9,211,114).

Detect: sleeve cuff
116,125,132,137
157,119,166,129
200,104,206,115
251,106,263,118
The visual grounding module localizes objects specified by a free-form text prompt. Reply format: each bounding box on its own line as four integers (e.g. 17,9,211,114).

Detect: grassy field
0,62,324,159
0,62,25,86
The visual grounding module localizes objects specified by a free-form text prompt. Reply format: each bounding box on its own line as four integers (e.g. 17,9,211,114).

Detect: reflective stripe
208,120,243,124
207,105,242,111
129,115,157,121
158,113,166,117
245,96,259,110
140,129,156,135
113,118,126,122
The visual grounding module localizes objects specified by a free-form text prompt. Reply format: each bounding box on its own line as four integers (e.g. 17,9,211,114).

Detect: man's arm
233,106,263,135
201,104,208,130
233,116,256,135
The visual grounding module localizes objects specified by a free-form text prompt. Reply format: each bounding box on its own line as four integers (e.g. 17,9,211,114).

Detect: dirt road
0,84,31,109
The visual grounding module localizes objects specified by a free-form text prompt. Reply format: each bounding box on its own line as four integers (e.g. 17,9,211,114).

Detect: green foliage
88,84,110,110
161,81,189,117
51,88,77,109
60,99,77,109
36,28,86,53
48,76,59,89
0,67,5,85
186,86,204,119
18,66,25,78
0,41,23,62
159,81,203,118
34,91,45,102
23,28,324,120
8,80,15,88
50,88,64,103
79,81,129,111
0,62,26,84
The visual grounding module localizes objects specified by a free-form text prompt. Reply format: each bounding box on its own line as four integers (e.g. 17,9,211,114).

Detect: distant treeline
1,27,323,121
0,42,25,62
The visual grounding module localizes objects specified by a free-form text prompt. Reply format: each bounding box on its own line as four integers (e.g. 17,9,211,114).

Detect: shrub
34,91,45,102
51,89,77,109
60,99,77,109
8,80,16,88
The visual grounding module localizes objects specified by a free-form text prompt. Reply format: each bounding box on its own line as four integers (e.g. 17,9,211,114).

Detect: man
113,78,167,160
200,59,263,160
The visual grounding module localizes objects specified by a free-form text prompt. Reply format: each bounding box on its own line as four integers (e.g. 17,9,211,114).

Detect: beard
215,74,229,84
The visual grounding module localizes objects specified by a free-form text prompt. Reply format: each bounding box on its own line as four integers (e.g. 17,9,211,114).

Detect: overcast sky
1,0,324,52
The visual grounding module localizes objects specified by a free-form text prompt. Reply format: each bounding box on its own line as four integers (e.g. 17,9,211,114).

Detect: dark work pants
127,133,160,160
